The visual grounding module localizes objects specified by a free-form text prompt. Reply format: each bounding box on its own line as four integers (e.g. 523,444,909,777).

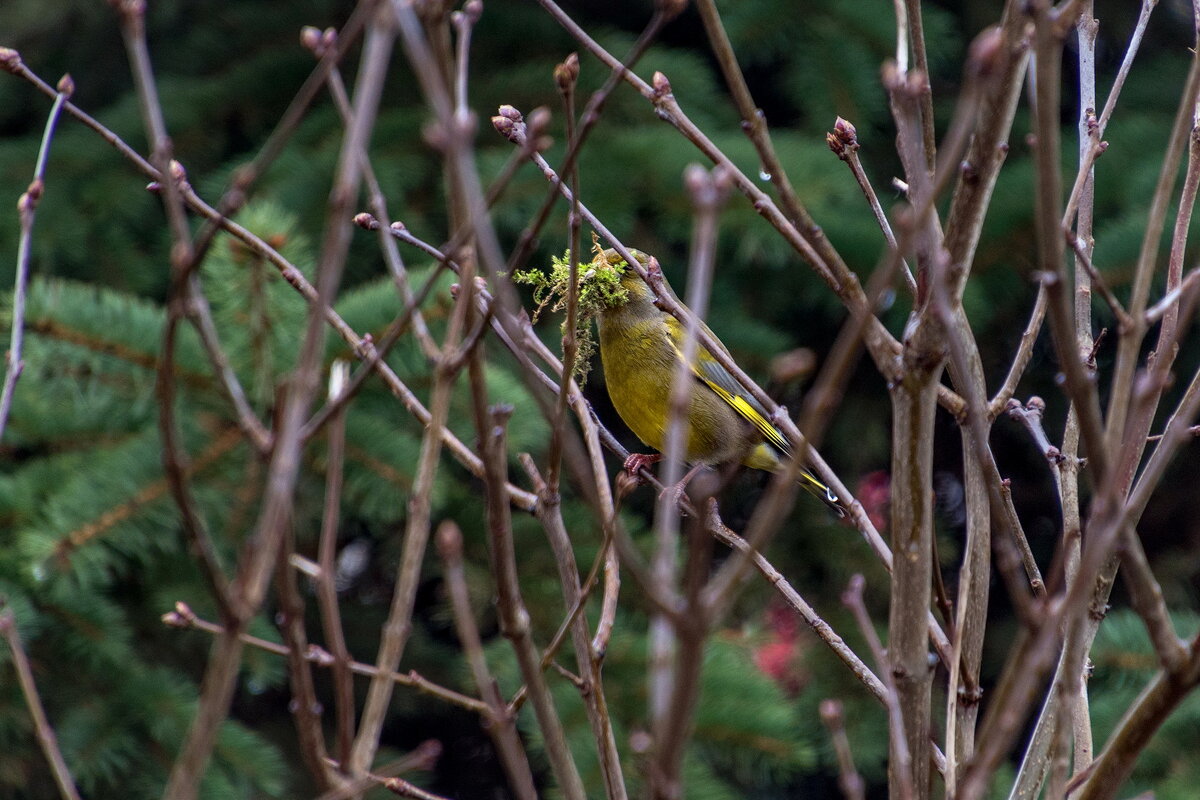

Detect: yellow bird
594,249,841,514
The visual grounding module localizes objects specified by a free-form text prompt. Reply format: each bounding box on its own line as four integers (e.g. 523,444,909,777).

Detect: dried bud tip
651,71,672,97
1026,396,1046,413
26,177,44,201
464,0,483,22
56,73,75,97
825,131,842,158
497,104,522,122
389,220,406,232
449,282,461,298
967,25,1004,79
683,163,710,196
818,699,844,723
436,521,463,559
146,181,161,194
526,106,551,137
0,47,22,73
711,164,733,193
554,52,579,90
300,26,322,53
491,114,517,139
306,644,335,667
353,212,378,230
321,27,338,50
827,116,859,159
169,160,188,182
162,611,187,628
616,470,641,501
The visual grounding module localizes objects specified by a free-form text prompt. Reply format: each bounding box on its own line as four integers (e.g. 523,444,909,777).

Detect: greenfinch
595,249,841,513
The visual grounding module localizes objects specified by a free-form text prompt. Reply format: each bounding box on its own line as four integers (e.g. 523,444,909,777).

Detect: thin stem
164,603,491,714
820,700,867,800
0,605,83,800
436,521,539,800
349,206,469,777
843,575,914,800
0,77,67,443
316,363,356,768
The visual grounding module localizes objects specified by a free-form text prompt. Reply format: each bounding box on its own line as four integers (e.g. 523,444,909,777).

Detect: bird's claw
622,452,662,483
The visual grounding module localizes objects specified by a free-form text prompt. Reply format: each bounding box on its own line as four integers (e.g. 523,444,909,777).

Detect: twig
1061,0,1157,229
274,514,335,788
114,0,241,633
532,0,971,419
468,391,586,800
707,514,887,704
0,604,83,800
303,31,439,360
506,6,674,272
1029,1,1109,487
0,74,68,443
647,164,726,798
163,602,491,714
182,284,273,452
349,145,470,775
167,5,395,796
377,774,454,800
843,575,914,800
1118,528,1188,671
1144,265,1200,325
316,363,356,768
903,0,938,172
1075,640,1200,800
1063,229,1131,330
819,700,867,800
1103,45,1200,460
317,742,443,800
1005,396,1067,466
988,285,1047,418
545,50,583,496
518,455,628,797
826,117,917,295
436,521,539,800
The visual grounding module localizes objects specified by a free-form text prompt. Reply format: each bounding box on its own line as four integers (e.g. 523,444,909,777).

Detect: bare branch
0,604,82,800
0,73,68,443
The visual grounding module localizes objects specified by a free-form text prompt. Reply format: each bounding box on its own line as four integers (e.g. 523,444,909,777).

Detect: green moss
512,237,630,384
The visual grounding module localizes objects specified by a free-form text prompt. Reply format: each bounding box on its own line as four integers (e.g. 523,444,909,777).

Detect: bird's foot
622,452,662,483
657,462,709,506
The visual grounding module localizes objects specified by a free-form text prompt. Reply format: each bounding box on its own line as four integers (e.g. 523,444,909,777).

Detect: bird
593,248,842,515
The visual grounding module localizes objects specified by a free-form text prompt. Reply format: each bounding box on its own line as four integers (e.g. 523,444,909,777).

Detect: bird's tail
799,470,846,518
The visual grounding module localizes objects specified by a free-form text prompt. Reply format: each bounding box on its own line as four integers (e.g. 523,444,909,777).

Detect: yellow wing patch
701,379,791,454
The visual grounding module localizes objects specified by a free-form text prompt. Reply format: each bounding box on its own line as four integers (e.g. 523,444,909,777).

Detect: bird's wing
663,315,844,515
662,315,791,455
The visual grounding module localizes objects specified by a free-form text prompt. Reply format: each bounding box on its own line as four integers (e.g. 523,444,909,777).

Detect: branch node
0,47,22,73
